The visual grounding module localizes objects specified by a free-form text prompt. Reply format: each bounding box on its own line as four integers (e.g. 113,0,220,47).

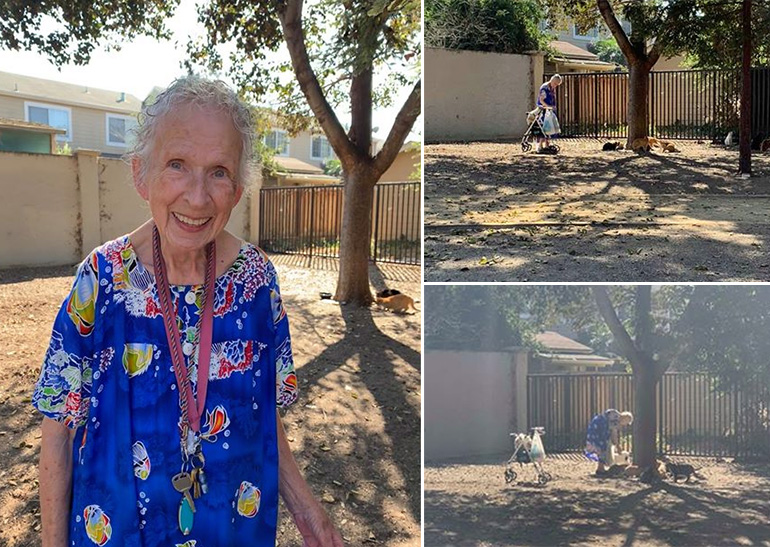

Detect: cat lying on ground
631,136,679,153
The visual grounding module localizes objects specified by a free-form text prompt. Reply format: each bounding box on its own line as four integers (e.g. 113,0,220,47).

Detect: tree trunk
334,169,376,305
739,0,752,175
627,63,651,149
632,363,659,470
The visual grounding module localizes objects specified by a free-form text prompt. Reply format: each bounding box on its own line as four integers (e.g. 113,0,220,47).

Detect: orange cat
375,293,418,314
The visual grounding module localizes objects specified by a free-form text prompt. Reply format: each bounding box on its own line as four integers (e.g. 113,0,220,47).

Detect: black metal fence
528,372,770,459
258,182,421,265
546,68,770,140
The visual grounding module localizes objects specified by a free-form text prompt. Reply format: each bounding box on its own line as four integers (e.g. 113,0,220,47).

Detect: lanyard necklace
152,225,215,536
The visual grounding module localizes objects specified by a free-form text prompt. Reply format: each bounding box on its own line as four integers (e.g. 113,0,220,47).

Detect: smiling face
133,103,244,257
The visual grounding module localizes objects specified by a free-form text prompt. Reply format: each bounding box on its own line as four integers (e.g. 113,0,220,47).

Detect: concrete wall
425,48,544,141
1,150,254,269
1,152,80,267
424,349,529,462
379,149,420,182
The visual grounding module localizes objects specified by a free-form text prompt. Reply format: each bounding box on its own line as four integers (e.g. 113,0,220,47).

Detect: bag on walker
530,432,546,463
542,109,561,137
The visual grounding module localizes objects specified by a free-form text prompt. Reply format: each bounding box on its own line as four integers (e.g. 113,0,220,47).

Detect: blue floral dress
32,235,298,547
585,409,621,464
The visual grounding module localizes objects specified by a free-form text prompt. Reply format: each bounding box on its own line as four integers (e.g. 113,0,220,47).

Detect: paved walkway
269,253,421,283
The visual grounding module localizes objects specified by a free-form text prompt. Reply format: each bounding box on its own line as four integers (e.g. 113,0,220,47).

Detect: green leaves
425,0,549,54
0,0,179,66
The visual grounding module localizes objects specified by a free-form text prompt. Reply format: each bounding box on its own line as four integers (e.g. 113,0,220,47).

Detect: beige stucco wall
425,48,543,141
425,350,530,462
379,149,420,182
1,151,253,269
0,151,80,267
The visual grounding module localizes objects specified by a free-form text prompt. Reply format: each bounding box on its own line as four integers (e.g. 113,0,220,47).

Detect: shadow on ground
424,460,770,547
277,302,421,545
425,141,770,281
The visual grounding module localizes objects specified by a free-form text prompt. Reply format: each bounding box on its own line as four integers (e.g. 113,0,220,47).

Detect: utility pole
739,0,752,176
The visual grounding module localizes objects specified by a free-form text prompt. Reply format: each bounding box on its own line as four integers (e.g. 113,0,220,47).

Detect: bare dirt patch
424,453,770,546
0,257,421,547
425,139,770,281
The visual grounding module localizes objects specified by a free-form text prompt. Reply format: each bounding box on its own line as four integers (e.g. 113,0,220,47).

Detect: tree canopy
425,0,551,54
681,0,770,69
426,284,770,386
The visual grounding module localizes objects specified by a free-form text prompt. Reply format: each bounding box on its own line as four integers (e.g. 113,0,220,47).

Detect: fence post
650,72,656,137
309,186,316,259
75,149,101,257
592,73,597,138
372,185,381,263
511,350,529,435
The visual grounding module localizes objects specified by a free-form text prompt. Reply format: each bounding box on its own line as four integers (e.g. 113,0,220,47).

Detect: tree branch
645,41,662,70
372,79,421,177
596,0,639,64
635,286,652,353
592,287,648,370
277,0,358,164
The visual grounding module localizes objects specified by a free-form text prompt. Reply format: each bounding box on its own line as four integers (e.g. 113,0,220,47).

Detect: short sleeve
31,253,101,429
269,267,298,408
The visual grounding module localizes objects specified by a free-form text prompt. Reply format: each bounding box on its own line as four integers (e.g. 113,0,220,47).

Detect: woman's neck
161,243,209,286
130,220,242,286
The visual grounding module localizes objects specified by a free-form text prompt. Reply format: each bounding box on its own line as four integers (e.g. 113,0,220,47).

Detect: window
106,114,138,147
311,134,334,160
264,129,289,156
572,24,600,40
25,101,71,142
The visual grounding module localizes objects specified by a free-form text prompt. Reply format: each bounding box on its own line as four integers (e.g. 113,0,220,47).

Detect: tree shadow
0,265,75,285
278,301,421,545
425,141,770,281
425,467,770,546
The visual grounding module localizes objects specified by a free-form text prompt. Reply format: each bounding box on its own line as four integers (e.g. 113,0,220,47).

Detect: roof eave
0,90,141,114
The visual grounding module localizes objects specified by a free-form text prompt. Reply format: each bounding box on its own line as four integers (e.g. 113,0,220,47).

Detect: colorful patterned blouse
537,82,557,109
32,235,298,547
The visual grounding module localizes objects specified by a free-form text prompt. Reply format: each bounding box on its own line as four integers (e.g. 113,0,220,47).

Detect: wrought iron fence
545,68,770,141
528,372,770,459
258,182,421,265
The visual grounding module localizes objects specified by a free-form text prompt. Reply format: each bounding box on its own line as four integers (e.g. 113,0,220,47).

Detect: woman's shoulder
226,241,279,286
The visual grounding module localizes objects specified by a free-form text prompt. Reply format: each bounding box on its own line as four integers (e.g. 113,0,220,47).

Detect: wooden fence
528,372,770,459
546,68,770,140
258,182,421,265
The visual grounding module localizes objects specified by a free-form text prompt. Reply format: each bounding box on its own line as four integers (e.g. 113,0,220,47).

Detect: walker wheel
542,471,553,481
521,140,532,152
537,473,550,485
504,468,517,484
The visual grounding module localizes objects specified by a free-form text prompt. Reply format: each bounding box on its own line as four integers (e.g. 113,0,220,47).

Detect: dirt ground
425,139,770,281
0,254,421,547
424,453,770,547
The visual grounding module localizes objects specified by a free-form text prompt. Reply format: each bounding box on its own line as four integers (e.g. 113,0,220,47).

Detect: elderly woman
585,408,634,475
33,76,343,546
534,74,563,154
